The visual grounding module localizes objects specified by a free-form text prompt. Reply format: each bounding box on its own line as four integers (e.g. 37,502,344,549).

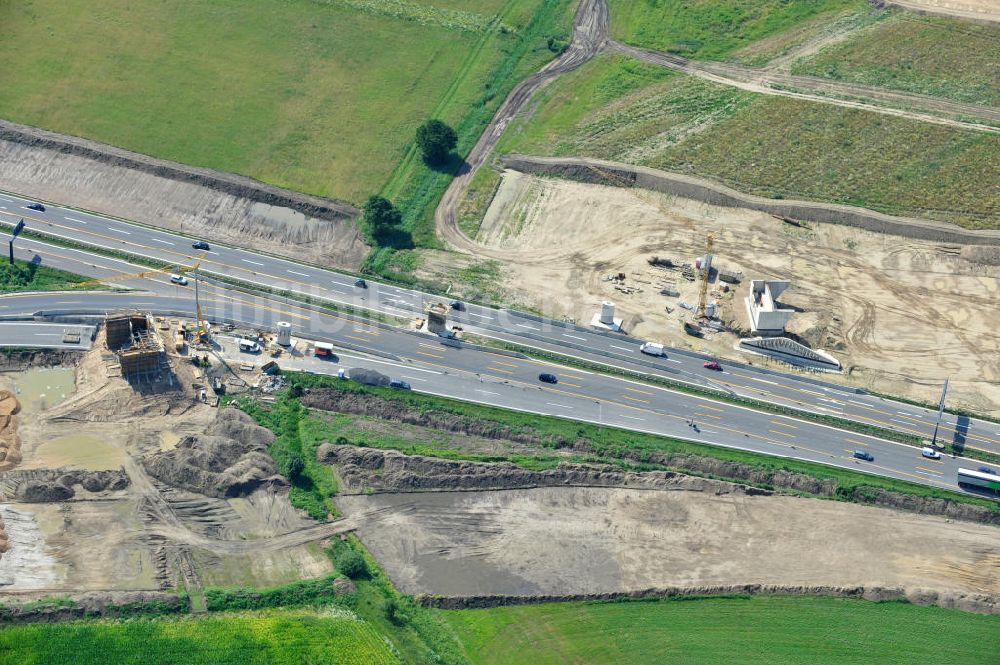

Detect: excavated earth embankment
502,155,1000,246
421,584,998,615
320,443,769,497
0,120,367,269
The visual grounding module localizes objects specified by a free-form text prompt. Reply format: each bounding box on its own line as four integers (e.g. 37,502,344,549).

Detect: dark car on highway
192,240,210,250
538,373,558,384
26,202,45,212
450,300,464,311
703,360,722,371
978,466,997,475
389,380,411,390
853,450,874,462
354,278,367,289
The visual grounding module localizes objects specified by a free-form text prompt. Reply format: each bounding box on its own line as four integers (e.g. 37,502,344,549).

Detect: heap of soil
0,390,22,472
319,444,769,496
143,408,283,498
323,444,1000,525
0,591,187,623
0,511,7,556
7,469,130,502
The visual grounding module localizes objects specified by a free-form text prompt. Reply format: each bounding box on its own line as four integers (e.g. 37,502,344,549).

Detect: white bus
957,468,1000,493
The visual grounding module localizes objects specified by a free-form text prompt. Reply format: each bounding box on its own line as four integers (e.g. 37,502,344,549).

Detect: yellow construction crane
72,252,208,289
696,233,714,319
74,252,212,343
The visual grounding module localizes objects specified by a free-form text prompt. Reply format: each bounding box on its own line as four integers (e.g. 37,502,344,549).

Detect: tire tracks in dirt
608,41,1000,133
436,0,609,255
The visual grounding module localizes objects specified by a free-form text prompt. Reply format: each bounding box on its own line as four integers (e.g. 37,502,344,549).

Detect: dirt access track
338,486,1000,612
438,169,1000,414
0,120,367,270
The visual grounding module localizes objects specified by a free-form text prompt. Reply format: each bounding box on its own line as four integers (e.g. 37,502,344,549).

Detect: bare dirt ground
888,0,1000,23
0,335,332,596
337,486,1000,603
422,171,1000,414
0,137,368,270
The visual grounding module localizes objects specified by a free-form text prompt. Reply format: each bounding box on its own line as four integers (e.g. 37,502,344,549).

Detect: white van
639,342,666,357
921,446,941,460
238,338,261,353
170,274,188,286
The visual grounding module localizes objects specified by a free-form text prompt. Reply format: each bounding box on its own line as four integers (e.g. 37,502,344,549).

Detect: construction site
418,169,1000,414
0,306,349,600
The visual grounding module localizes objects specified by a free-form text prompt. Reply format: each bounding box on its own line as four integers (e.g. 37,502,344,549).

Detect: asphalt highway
0,238,992,495
2,190,998,461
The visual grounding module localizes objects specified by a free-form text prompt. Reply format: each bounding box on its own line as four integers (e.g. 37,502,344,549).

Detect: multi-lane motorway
1,191,997,494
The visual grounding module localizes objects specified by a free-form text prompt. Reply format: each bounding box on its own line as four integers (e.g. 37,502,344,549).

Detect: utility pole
8,219,25,265
930,378,949,449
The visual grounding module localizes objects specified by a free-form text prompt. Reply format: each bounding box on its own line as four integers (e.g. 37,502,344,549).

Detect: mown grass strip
0,257,99,294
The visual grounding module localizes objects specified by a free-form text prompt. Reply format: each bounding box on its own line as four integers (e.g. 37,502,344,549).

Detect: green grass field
792,11,1000,108
0,258,94,293
0,0,569,208
441,596,1000,665
606,0,866,59
498,53,1000,229
0,609,400,665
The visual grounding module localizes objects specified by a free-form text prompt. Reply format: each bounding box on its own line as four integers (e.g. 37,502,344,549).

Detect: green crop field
606,0,866,60
792,11,1000,108
441,596,1000,665
0,0,571,208
0,609,400,665
498,53,1000,229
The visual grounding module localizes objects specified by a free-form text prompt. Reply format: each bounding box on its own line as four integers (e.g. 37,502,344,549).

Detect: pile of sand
143,408,282,498
0,390,22,472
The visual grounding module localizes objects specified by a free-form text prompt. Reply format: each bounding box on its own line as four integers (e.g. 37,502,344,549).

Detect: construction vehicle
174,332,187,353
313,342,335,358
